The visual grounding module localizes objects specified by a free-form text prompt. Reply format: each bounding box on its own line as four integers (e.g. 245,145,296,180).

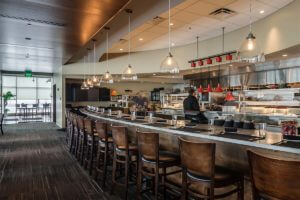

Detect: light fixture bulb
160,52,179,73
247,38,254,51
122,64,137,80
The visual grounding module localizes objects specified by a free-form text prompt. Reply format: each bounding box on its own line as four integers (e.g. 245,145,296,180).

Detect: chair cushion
143,151,180,164
117,144,138,151
166,166,242,195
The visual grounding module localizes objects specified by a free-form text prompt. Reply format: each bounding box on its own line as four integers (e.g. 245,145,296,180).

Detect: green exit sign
24,70,32,77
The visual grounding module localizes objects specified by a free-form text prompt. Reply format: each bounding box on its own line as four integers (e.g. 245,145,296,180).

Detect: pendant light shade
122,64,137,80
92,40,100,85
160,52,179,73
225,91,235,101
101,27,114,84
197,85,204,93
238,0,264,63
160,0,180,74
102,70,114,83
121,9,138,81
207,84,212,93
215,83,223,92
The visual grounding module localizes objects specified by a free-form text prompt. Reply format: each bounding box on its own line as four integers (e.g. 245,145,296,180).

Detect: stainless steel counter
81,109,300,155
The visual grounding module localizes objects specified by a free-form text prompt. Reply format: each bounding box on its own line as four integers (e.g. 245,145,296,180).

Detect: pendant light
122,9,138,81
225,63,235,101
86,48,94,88
81,55,89,90
160,0,179,74
238,0,265,63
91,39,100,85
102,27,114,84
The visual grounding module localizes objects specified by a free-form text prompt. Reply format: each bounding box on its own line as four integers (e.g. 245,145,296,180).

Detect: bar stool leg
238,178,244,200
110,150,117,195
124,157,129,200
154,167,159,200
102,144,108,188
137,159,142,200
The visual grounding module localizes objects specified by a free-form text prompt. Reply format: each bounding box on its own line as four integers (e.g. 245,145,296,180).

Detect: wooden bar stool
94,121,113,188
137,131,181,200
179,137,244,200
111,126,138,200
76,116,86,165
83,118,98,175
247,150,300,200
71,114,79,155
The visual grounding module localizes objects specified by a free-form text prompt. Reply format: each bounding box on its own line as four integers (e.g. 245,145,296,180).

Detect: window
2,75,53,115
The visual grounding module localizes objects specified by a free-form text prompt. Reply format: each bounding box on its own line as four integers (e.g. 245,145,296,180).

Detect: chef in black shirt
183,88,207,123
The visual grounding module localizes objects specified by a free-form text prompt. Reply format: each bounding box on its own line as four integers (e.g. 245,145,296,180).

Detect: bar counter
81,109,300,174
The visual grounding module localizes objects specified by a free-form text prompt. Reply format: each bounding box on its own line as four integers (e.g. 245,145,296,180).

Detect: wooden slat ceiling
0,0,130,73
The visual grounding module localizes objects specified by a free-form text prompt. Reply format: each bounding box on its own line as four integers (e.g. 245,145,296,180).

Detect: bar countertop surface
81,109,300,155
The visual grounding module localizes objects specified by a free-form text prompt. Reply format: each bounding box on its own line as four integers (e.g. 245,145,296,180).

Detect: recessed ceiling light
282,54,288,57
260,10,265,14
169,22,174,26
120,48,123,51
171,42,175,46
139,38,143,41
25,37,31,40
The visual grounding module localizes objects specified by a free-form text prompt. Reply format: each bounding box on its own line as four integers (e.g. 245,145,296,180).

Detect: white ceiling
109,0,294,53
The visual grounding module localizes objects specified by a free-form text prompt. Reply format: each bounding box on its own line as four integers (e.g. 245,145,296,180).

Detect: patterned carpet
0,122,105,200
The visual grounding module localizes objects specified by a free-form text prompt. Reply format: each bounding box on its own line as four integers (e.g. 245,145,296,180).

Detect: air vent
209,8,236,20
0,13,67,27
119,38,127,44
150,16,166,25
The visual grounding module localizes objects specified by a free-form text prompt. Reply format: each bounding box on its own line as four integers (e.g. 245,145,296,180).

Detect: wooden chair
83,118,98,175
94,121,113,188
179,137,244,200
247,150,300,200
111,126,138,200
136,131,181,200
71,114,79,155
76,116,86,165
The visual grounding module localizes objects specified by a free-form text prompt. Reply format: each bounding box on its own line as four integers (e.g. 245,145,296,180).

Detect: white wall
63,0,300,75
53,65,64,128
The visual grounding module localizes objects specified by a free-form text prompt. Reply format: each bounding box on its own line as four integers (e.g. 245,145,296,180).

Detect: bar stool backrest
72,114,77,127
95,121,108,140
179,137,215,180
247,150,300,200
76,116,85,131
84,118,94,135
112,126,128,149
137,131,159,162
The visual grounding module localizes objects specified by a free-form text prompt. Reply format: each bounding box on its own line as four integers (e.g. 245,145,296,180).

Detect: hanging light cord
83,55,86,81
106,31,109,70
249,0,252,32
128,14,131,64
196,36,199,58
93,42,96,76
168,0,171,53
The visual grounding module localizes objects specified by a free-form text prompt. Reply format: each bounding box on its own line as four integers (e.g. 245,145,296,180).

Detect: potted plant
2,91,14,115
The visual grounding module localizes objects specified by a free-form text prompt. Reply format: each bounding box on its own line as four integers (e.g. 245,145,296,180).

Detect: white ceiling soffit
110,0,294,53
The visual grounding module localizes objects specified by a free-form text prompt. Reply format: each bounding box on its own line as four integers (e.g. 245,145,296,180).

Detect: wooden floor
0,123,105,200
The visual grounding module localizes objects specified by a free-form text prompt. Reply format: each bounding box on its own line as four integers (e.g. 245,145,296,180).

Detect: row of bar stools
94,121,113,188
110,126,138,200
136,131,181,200
83,118,99,175
178,137,244,200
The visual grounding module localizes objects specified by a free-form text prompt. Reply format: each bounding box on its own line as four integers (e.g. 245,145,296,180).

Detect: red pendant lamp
216,56,222,62
191,62,196,68
197,85,204,93
207,58,212,65
215,83,223,92
207,84,212,92
198,60,203,66
225,91,235,101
